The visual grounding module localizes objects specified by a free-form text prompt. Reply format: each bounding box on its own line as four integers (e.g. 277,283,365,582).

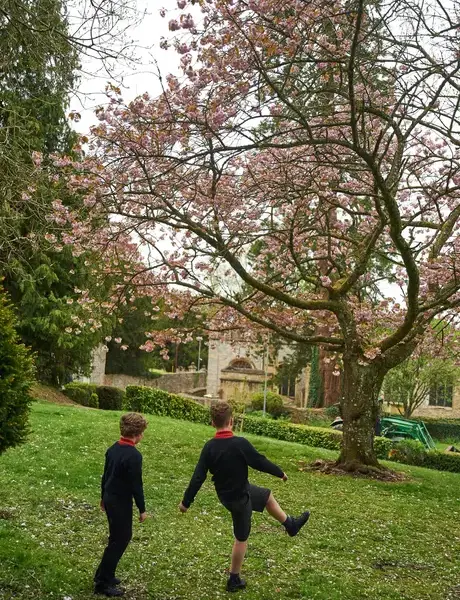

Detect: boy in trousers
94,413,148,597
179,401,310,592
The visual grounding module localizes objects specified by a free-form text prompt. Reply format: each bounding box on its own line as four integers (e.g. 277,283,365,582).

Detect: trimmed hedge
63,383,97,406
421,421,460,442
124,386,210,425
63,383,124,410
389,439,460,473
423,450,460,473
97,386,124,410
236,415,392,459
237,415,343,450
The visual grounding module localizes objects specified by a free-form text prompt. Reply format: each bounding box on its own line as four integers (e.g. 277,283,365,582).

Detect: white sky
69,0,182,133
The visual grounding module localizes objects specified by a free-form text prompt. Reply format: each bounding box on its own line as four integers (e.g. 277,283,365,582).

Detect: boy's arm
100,452,108,501
128,452,146,514
239,438,285,478
181,445,209,509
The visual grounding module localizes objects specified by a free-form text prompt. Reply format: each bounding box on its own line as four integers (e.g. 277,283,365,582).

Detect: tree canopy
47,0,460,469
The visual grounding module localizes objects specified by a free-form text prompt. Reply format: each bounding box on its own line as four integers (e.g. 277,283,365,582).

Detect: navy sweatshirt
182,433,284,508
101,440,145,513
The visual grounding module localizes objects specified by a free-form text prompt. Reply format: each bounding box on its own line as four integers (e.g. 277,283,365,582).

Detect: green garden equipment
379,416,435,450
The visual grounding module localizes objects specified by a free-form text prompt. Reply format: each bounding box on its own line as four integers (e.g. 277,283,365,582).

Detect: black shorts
222,484,271,542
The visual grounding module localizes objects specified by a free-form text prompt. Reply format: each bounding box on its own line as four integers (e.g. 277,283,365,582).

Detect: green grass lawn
1,402,460,600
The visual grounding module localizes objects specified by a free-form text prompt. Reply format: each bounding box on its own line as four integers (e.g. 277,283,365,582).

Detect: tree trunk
337,358,386,469
319,346,342,407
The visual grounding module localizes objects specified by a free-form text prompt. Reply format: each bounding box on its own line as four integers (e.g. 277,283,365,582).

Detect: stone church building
206,335,310,407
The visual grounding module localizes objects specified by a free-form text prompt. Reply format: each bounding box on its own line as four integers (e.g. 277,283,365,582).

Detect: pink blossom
31,151,43,167
181,14,195,29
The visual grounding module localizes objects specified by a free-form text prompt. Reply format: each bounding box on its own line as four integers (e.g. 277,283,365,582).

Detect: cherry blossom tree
52,0,460,470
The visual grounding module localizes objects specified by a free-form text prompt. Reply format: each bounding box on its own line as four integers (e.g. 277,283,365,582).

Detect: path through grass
0,402,459,600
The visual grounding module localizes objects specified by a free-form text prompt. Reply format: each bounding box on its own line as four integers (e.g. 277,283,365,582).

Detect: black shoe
226,575,247,592
111,578,121,586
94,585,125,597
284,511,310,537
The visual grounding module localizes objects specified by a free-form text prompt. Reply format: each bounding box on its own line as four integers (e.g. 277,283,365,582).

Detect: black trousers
94,499,133,587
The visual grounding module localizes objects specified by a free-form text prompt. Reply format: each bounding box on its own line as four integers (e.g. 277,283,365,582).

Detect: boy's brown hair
120,413,148,438
211,401,233,428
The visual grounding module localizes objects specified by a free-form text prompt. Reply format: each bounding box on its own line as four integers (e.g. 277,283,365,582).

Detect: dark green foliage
0,289,35,453
6,247,114,386
273,341,311,396
0,0,77,258
418,420,460,442
238,416,345,451
0,0,116,386
247,410,275,419
96,386,124,411
325,404,340,419
388,439,427,464
89,393,99,409
63,383,97,407
308,346,323,407
124,386,210,424
106,297,208,376
251,391,284,417
63,382,124,410
423,450,460,473
389,440,460,473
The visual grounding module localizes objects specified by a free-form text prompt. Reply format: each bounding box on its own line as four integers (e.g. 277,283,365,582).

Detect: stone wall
104,371,207,394
219,369,267,402
412,406,460,419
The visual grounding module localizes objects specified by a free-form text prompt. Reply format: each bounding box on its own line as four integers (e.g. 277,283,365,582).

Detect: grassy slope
0,402,459,600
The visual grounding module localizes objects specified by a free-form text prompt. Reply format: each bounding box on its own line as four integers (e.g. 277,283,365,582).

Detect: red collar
214,430,234,439
118,437,136,446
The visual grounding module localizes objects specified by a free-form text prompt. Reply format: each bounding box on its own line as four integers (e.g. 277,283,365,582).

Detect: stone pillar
453,385,460,410
295,365,311,408
90,344,108,385
206,339,221,397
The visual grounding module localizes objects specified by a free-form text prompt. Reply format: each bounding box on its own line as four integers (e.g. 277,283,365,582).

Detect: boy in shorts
179,401,310,592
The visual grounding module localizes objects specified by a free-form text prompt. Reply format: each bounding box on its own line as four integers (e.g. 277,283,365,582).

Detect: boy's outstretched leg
266,492,310,537
265,493,287,523
227,539,247,592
